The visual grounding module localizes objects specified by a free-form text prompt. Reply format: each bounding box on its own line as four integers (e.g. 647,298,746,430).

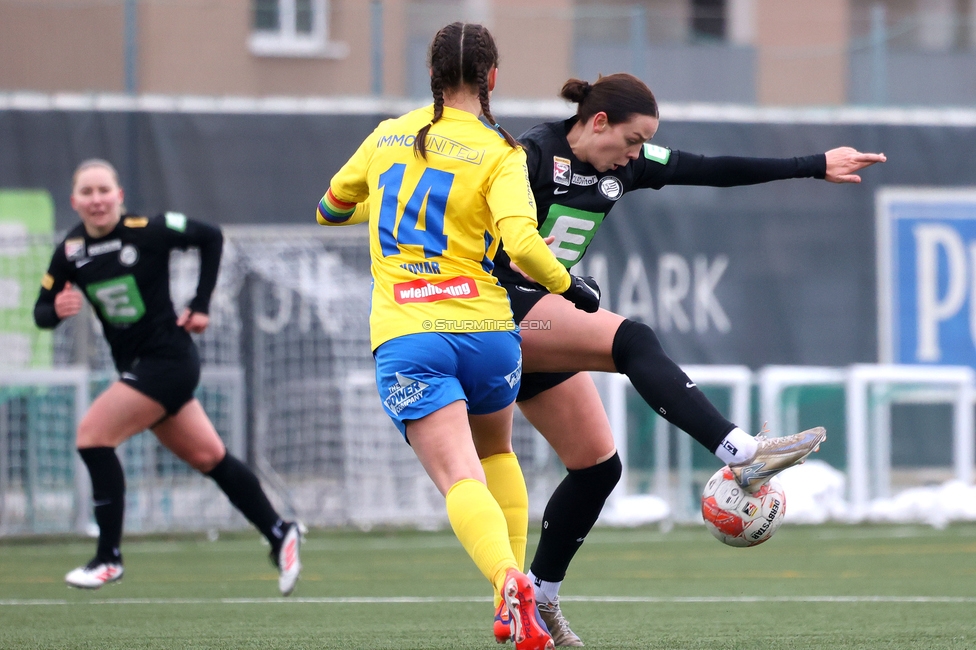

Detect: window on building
691,0,726,41
850,0,975,52
249,0,348,58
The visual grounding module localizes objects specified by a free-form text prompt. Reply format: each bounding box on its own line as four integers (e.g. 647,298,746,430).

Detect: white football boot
537,598,584,647
729,426,827,493
65,557,124,589
274,521,305,596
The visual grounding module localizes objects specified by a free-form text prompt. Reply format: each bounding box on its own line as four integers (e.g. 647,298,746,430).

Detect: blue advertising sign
877,188,976,365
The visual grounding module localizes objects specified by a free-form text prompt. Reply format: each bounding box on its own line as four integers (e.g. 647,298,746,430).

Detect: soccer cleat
729,426,827,493
272,521,304,596
494,599,513,643
65,557,123,589
503,569,555,650
538,598,584,647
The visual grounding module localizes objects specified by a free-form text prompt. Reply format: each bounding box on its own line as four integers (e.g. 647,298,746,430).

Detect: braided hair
414,22,518,159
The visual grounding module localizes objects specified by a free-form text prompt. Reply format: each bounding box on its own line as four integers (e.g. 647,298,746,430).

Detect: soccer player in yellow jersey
317,22,600,650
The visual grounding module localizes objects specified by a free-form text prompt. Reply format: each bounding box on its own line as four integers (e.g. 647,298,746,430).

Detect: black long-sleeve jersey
34,212,223,370
491,117,827,286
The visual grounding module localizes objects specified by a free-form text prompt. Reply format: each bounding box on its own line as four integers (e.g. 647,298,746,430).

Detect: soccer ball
701,466,786,547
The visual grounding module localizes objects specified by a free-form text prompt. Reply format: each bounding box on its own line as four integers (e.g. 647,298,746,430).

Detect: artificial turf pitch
2,523,975,649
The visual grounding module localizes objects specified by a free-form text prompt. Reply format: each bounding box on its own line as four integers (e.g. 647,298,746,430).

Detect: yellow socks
481,452,529,571
481,452,529,607
446,478,518,595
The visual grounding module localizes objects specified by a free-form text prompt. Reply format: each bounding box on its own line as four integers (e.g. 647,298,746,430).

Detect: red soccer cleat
502,569,554,650
494,598,512,643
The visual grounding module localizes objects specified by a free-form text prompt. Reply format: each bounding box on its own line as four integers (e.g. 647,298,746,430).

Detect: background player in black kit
491,74,886,646
34,159,303,595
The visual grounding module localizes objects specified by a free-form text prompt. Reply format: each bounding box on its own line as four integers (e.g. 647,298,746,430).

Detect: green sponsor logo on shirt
643,143,671,165
538,205,606,268
86,275,146,325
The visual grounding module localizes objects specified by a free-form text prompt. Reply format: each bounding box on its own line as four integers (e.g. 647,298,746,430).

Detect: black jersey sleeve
184,220,222,314
158,213,224,314
33,246,72,329
666,151,827,187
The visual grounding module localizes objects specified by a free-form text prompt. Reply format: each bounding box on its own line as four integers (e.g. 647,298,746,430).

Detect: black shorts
501,280,578,402
118,346,201,415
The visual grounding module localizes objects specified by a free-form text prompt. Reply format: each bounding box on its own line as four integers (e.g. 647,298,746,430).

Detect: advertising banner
0,190,55,367
877,188,976,366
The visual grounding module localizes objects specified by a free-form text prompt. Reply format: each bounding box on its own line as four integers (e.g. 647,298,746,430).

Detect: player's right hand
54,282,83,319
561,275,601,313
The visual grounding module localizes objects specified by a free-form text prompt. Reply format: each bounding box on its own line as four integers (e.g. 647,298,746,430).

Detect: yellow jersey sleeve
489,148,571,294
330,131,374,204
318,128,378,225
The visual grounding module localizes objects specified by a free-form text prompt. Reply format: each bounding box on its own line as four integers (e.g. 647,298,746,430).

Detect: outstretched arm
665,148,884,187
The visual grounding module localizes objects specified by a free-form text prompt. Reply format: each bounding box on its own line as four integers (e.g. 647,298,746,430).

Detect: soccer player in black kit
490,74,885,646
34,159,303,595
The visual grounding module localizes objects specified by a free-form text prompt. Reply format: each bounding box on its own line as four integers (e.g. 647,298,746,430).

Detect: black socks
78,447,125,564
611,319,735,453
206,454,285,552
529,453,622,582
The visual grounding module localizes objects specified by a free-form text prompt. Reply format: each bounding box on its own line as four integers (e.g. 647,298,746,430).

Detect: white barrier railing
3,363,975,532
0,366,245,536
0,367,90,534
757,365,847,437
604,365,752,524
845,364,975,518
604,363,976,524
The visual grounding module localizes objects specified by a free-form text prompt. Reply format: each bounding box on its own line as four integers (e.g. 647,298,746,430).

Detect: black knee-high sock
206,454,286,551
78,447,125,563
529,453,622,582
612,319,735,453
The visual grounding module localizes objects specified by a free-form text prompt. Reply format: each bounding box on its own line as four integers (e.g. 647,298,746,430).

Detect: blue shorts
373,331,522,438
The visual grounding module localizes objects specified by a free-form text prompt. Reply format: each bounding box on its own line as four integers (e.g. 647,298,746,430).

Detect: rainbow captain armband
317,189,357,225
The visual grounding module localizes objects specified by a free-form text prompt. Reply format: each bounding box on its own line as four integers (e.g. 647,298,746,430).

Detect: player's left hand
824,147,886,183
177,308,209,333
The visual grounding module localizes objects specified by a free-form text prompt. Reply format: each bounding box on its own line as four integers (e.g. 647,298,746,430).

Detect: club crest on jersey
384,372,429,415
598,176,623,201
119,244,139,267
553,156,571,186
65,238,85,260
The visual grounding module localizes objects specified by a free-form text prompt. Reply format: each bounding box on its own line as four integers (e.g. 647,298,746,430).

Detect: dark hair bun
560,79,592,104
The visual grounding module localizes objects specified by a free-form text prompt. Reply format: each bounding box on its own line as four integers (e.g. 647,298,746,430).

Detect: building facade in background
1,0,975,106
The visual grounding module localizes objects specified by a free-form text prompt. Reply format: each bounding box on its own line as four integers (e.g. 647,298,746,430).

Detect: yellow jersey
321,105,570,350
